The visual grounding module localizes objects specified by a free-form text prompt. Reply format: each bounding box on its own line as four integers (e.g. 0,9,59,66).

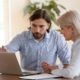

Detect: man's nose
36,27,40,32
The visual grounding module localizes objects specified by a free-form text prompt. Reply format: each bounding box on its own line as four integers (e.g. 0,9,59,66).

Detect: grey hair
58,10,80,34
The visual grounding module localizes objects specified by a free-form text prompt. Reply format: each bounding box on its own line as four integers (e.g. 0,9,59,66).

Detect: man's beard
33,32,44,40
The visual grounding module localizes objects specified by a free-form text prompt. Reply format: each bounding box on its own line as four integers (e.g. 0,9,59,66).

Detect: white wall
1,0,30,45
58,0,80,14
9,0,30,40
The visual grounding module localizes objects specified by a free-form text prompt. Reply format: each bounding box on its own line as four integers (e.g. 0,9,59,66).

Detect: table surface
0,74,80,80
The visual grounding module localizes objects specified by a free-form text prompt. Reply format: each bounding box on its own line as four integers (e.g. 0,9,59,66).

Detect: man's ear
71,26,76,32
71,26,74,30
69,26,75,35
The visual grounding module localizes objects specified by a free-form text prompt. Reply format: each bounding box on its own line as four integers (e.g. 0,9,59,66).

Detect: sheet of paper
19,73,58,79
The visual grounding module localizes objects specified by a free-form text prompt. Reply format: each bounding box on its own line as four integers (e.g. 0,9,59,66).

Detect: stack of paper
19,73,58,79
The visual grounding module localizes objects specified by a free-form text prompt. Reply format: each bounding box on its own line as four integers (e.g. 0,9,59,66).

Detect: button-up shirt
5,29,71,72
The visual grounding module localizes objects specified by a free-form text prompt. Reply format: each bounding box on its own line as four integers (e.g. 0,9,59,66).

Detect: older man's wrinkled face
30,18,50,40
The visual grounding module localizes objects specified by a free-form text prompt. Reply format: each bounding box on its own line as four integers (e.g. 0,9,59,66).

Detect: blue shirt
5,29,71,72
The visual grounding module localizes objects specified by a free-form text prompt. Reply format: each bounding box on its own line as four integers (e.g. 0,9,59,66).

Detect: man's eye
40,25,44,28
32,24,37,28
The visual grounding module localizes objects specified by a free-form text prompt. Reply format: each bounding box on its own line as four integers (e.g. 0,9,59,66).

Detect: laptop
0,52,41,75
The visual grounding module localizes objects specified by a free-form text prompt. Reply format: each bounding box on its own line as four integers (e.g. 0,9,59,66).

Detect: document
19,73,58,79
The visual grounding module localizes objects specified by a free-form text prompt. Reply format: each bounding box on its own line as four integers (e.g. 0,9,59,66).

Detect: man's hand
42,62,51,73
42,62,59,73
0,46,7,52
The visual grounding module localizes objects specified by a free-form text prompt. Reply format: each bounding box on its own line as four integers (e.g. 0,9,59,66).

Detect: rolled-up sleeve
4,34,22,53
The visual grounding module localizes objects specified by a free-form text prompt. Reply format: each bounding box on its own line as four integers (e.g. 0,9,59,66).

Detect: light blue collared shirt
5,29,71,72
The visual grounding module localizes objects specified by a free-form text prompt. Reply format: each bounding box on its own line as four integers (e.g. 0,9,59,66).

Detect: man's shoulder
50,29,62,37
15,30,30,40
19,30,30,36
50,29,66,41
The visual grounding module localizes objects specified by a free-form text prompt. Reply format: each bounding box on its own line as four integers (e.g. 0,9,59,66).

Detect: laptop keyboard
22,71,41,75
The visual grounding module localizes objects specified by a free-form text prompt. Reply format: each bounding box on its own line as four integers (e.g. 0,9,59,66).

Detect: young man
0,9,71,73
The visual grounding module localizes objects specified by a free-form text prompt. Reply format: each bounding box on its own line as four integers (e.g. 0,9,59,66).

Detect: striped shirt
5,29,71,72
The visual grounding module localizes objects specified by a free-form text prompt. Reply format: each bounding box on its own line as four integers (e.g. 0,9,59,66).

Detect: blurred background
0,0,80,46
0,0,79,64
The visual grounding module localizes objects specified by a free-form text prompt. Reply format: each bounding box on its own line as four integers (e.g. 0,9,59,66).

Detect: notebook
0,52,41,75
